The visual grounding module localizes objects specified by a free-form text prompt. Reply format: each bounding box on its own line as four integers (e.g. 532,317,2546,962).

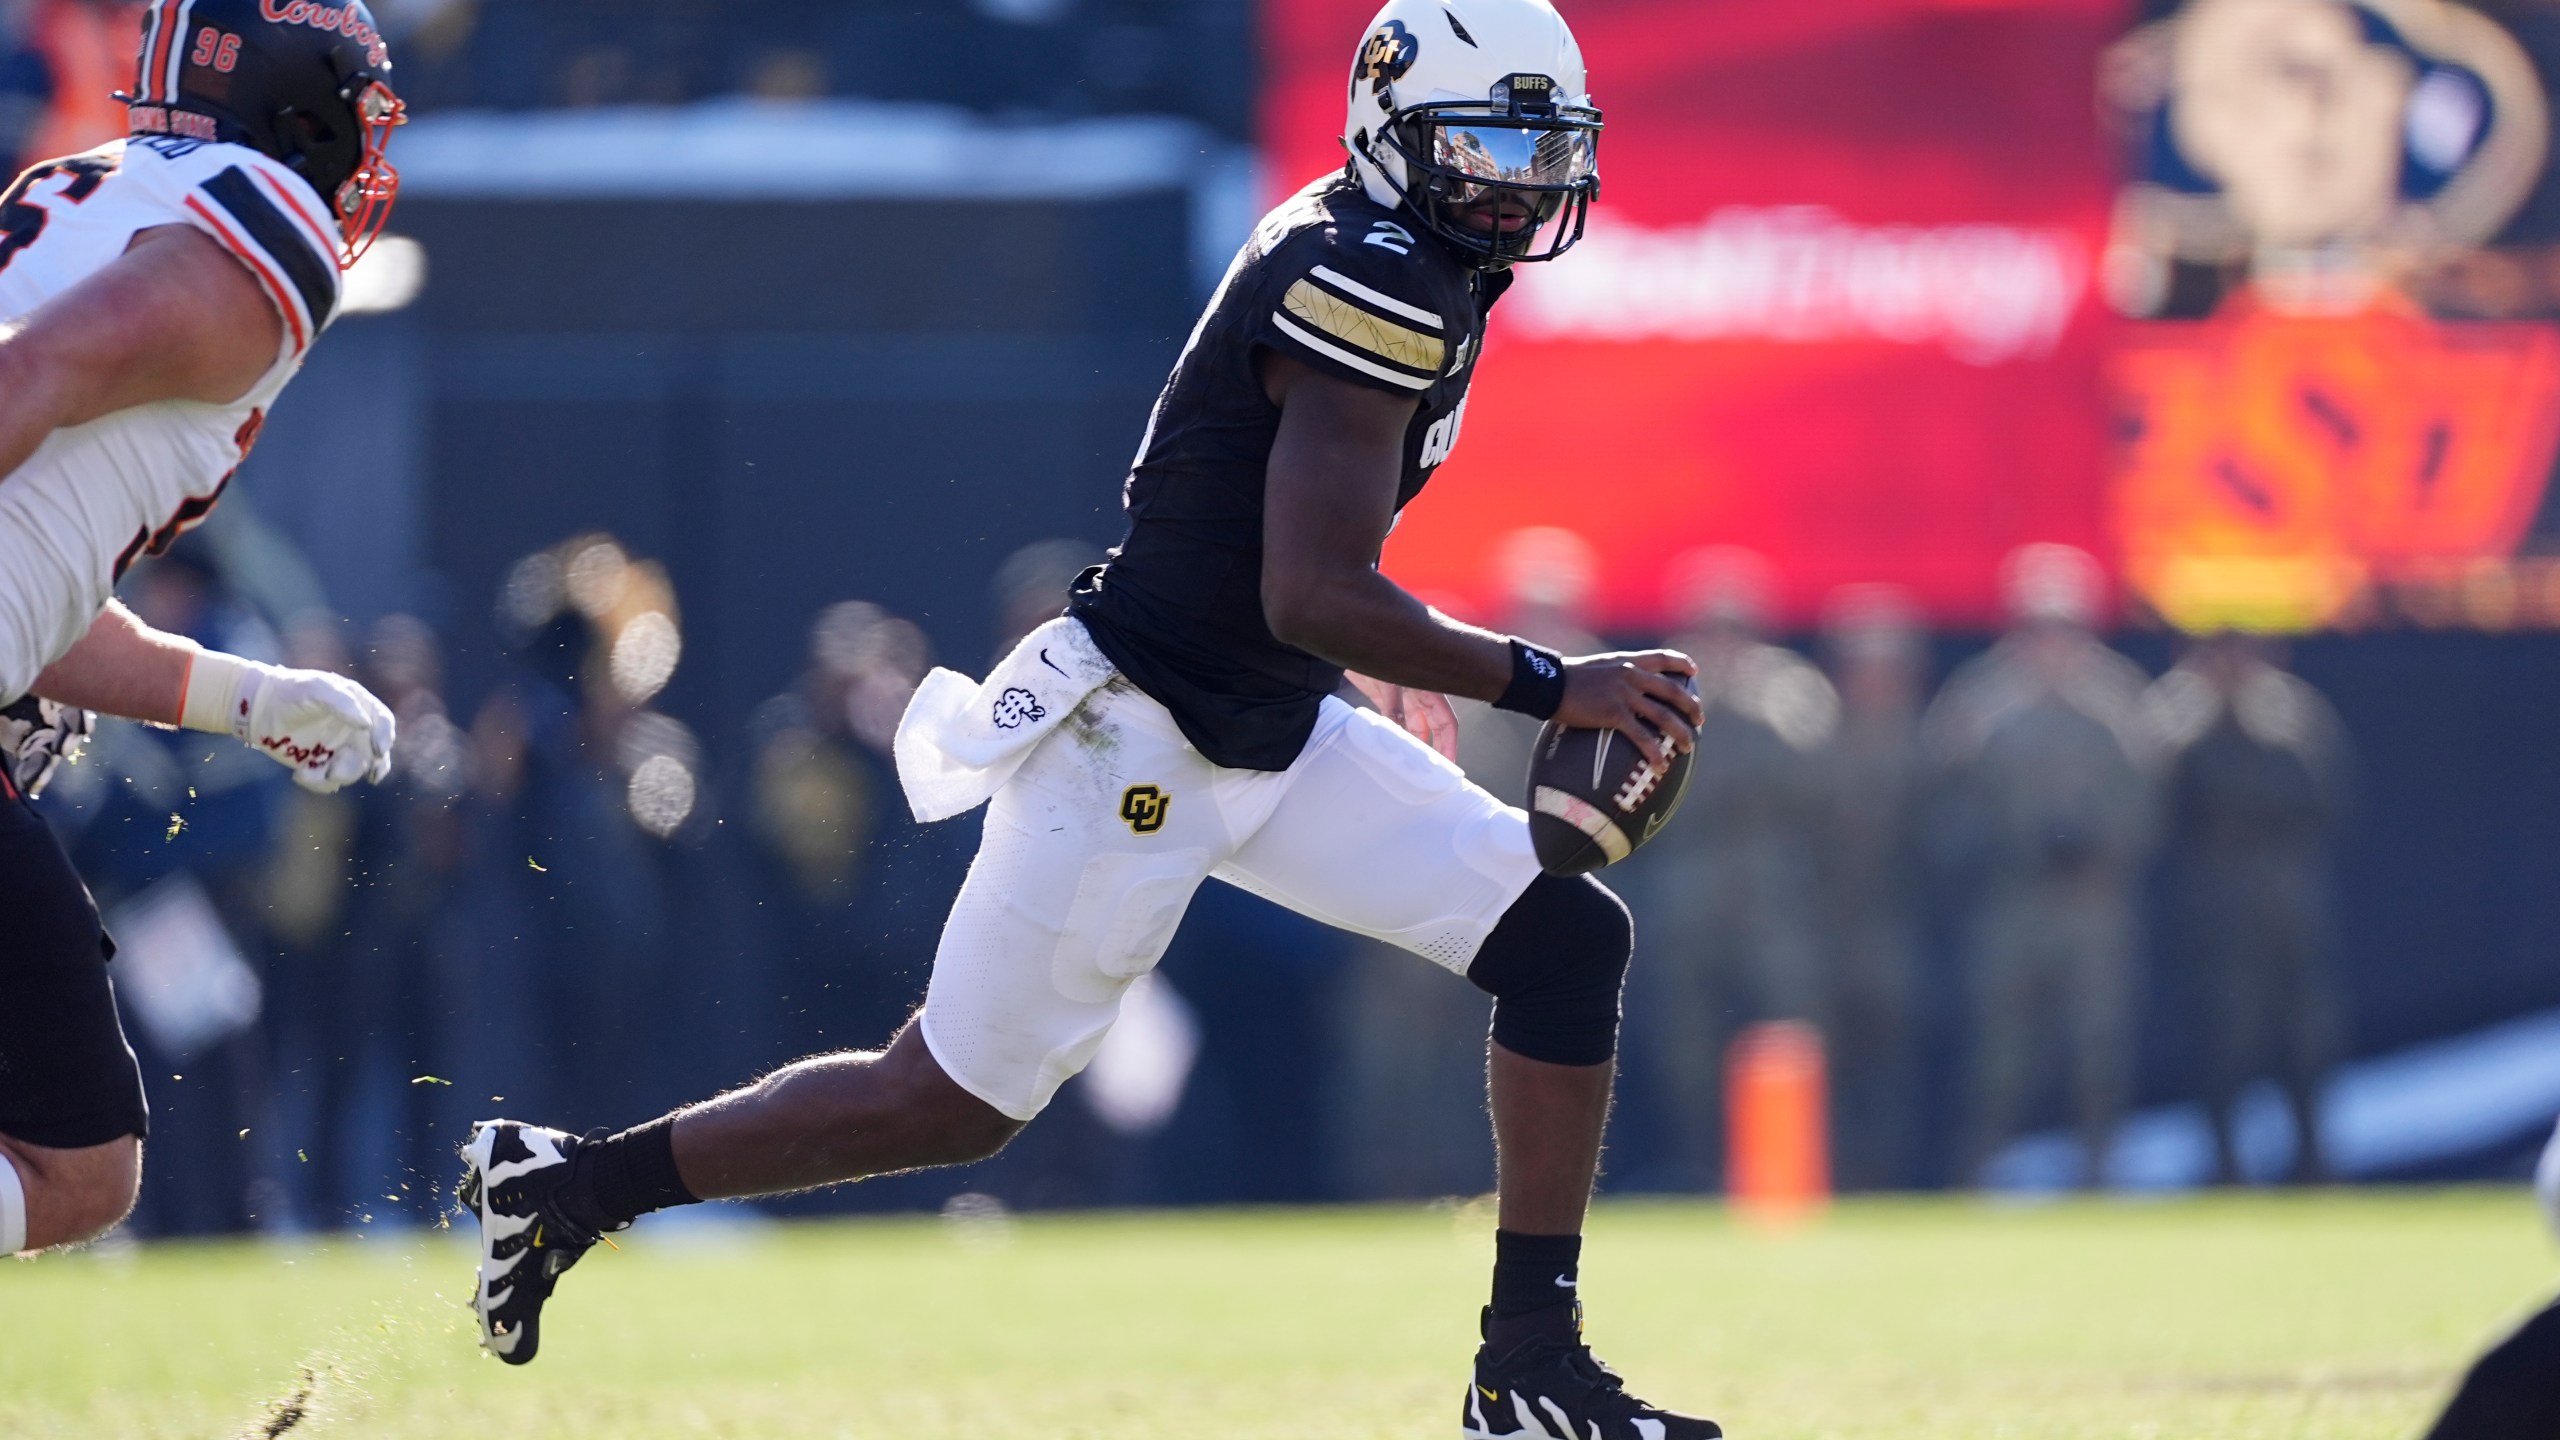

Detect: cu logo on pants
1120,784,1171,834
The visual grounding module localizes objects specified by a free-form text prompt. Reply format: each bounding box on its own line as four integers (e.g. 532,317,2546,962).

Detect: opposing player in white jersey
0,0,404,1258
461,2,1719,1432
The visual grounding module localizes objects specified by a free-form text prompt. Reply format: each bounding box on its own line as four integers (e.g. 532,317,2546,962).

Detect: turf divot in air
244,1368,314,1438
232,1335,381,1436
215,1244,470,1440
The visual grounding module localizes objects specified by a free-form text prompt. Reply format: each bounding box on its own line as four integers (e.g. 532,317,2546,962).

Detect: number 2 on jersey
0,155,119,276
1365,220,1415,255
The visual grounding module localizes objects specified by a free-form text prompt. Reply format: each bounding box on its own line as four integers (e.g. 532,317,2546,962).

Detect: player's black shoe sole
458,1119,610,1365
1463,1308,1722,1440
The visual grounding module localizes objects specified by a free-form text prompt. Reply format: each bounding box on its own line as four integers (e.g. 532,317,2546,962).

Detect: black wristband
1493,639,1568,720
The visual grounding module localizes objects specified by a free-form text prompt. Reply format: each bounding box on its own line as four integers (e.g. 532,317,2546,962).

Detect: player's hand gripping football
1347,671,1461,761
182,651,396,794
1555,650,1703,770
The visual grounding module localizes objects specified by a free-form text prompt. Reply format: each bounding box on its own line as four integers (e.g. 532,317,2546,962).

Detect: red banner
1263,0,2129,629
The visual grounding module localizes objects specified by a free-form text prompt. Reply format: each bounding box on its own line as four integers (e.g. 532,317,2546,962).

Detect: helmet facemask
333,80,405,268
122,0,406,272
1371,73,1600,269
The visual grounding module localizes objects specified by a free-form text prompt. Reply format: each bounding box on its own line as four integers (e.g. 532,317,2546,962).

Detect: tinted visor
1430,122,1596,192
1378,102,1602,269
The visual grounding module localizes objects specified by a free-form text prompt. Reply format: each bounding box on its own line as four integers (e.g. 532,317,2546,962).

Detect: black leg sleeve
1466,872,1632,1067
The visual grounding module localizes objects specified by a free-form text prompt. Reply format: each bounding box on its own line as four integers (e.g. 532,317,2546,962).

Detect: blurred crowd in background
26,516,2358,1237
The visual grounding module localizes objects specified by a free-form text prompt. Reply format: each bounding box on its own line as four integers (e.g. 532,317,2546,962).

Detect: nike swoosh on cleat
1479,1386,1500,1403
1555,1275,1577,1287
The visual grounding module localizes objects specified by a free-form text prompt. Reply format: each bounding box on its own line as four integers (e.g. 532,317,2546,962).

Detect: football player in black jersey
460,3,1717,1432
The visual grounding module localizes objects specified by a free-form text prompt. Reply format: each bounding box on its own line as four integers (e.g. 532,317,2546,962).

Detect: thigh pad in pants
920,682,1238,1121
919,688,1541,1121
1217,699,1541,972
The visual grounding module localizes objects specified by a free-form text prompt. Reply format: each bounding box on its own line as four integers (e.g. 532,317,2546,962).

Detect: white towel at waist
894,615,1119,822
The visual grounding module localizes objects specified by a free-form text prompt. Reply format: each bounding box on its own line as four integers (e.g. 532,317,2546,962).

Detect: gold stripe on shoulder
1281,278,1445,375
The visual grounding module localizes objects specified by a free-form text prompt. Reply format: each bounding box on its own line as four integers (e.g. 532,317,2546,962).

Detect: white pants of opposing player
920,675,1543,1122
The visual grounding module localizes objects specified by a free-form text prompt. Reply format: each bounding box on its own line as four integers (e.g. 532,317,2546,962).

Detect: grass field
0,1191,2548,1439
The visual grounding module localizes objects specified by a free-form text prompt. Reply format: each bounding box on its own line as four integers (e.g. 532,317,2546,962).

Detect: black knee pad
1466,872,1632,1067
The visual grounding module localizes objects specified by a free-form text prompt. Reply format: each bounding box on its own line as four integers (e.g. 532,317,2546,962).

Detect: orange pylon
1725,1021,1830,1224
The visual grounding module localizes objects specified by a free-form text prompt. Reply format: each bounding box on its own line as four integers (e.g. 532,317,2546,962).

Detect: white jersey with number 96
0,133,342,704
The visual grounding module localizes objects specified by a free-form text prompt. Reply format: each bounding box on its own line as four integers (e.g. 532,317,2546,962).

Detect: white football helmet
1340,0,1601,269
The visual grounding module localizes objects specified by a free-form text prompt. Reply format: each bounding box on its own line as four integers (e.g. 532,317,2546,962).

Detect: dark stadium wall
392,190,1195,732
2261,632,2560,1061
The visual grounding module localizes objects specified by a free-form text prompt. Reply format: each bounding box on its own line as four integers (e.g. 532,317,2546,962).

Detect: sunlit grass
0,1190,2544,1438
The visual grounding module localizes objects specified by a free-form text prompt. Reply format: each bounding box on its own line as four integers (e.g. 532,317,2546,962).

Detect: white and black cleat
1463,1307,1721,1439
458,1119,614,1366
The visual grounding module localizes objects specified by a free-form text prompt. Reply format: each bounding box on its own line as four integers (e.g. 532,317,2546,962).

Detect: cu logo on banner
1120,784,1171,835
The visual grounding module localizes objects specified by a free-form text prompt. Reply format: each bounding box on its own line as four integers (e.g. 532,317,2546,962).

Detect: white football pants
918,677,1542,1121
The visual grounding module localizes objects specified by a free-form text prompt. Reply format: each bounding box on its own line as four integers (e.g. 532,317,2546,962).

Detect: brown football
1524,685,1697,875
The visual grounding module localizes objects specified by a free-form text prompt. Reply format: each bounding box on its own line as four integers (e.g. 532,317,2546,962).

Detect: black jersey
1070,172,1510,771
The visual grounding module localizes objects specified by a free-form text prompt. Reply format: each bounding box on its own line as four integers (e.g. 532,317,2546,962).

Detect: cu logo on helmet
1356,19,1418,96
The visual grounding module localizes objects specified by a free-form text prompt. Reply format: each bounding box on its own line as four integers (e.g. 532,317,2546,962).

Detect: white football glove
180,649,395,793
2537,1117,2560,1242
